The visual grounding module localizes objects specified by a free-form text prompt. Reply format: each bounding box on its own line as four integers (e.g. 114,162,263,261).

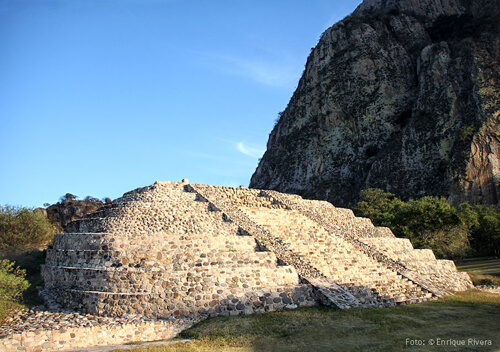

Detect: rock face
46,199,104,233
250,0,500,207
41,181,471,319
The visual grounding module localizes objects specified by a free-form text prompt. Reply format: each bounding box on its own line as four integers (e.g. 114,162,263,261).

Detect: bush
0,259,29,302
354,189,495,259
60,193,78,202
84,195,100,202
0,205,55,253
0,259,28,325
469,274,500,286
356,189,500,259
469,205,500,256
355,189,405,227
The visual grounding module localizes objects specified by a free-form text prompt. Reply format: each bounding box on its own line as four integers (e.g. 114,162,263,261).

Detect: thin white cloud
236,141,265,158
229,57,299,88
193,50,301,88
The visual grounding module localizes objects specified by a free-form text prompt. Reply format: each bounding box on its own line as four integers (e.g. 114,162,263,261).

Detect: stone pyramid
41,180,472,318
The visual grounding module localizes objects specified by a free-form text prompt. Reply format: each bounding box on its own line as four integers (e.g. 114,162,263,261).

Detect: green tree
356,190,472,259
457,203,480,229
60,193,78,202
84,195,100,202
355,188,405,227
469,205,500,256
394,196,470,259
0,205,55,253
396,196,460,235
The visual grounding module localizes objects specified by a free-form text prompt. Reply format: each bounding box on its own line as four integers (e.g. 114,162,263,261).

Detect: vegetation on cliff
45,194,107,232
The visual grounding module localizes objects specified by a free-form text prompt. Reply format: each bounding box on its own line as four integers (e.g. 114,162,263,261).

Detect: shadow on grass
456,258,500,276
456,257,500,286
116,290,500,352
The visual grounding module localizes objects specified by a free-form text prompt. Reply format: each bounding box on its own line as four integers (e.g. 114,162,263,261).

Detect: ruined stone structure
41,181,472,319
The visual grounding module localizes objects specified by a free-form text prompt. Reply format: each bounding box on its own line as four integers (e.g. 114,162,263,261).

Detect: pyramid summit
41,180,472,318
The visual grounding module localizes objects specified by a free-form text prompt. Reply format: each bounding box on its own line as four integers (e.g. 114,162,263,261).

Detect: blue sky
1,0,361,208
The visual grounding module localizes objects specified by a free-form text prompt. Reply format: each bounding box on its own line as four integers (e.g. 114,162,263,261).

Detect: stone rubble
0,307,192,338
475,285,500,294
0,307,196,352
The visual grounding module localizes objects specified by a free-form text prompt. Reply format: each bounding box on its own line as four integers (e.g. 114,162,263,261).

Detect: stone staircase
42,181,472,319
188,184,362,309
188,184,472,308
263,189,473,295
240,206,430,306
42,181,316,319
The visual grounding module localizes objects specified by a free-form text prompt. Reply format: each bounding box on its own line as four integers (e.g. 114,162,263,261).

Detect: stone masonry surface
1,180,473,351
263,190,472,296
0,308,195,352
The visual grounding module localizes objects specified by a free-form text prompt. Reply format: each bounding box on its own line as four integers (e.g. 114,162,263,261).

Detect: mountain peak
250,0,499,207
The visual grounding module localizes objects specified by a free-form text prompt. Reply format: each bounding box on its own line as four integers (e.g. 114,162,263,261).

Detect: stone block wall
189,184,364,309
262,189,473,295
241,206,430,305
41,181,317,321
0,313,192,352
199,186,438,306
23,180,473,351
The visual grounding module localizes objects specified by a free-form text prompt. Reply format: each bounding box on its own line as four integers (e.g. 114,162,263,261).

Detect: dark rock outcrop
46,199,104,232
250,0,499,207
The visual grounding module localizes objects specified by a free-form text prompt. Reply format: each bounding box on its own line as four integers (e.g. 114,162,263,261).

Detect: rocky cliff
250,0,499,208
45,199,104,233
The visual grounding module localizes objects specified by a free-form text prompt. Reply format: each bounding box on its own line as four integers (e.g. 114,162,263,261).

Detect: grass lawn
456,257,500,285
455,257,500,276
113,290,500,352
